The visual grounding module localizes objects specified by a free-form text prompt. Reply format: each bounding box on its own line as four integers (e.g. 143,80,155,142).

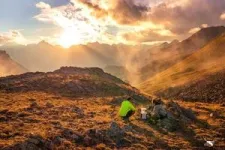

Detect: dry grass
0,91,224,149
139,34,225,94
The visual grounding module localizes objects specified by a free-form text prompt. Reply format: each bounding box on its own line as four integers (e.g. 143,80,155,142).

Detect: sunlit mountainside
139,30,225,99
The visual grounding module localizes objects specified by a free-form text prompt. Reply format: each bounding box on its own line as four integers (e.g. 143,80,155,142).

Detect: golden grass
0,92,224,149
139,34,225,94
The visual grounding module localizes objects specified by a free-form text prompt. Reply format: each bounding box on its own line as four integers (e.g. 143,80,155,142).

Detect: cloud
0,35,10,45
220,13,225,20
36,2,51,9
188,27,201,34
0,30,28,45
148,0,225,35
34,0,165,45
122,29,175,43
34,0,225,46
75,0,152,25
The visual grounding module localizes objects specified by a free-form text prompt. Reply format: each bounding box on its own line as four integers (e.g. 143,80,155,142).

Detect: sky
0,0,225,48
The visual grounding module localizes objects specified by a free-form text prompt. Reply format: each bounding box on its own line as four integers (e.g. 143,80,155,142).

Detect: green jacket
119,100,136,117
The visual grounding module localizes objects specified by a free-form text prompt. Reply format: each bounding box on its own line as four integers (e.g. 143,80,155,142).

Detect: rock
52,136,63,145
72,107,84,117
152,98,164,105
0,109,8,114
30,101,39,108
27,138,40,145
157,117,179,132
84,135,94,146
107,121,125,145
122,125,133,132
0,116,7,122
108,121,124,137
62,128,83,142
46,102,54,108
182,108,196,120
21,142,39,150
150,105,168,119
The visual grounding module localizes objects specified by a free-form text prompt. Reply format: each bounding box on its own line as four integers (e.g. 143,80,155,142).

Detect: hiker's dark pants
123,110,135,119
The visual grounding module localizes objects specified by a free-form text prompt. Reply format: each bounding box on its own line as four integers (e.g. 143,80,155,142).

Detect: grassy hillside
139,33,225,95
138,26,225,82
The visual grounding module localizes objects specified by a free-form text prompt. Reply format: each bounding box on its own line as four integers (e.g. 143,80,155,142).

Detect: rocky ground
0,92,224,149
156,69,225,103
0,67,224,149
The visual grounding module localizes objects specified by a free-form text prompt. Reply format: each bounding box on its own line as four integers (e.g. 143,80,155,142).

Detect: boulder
150,104,168,119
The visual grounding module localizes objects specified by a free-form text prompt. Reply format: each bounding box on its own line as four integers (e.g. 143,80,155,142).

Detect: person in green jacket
119,97,136,120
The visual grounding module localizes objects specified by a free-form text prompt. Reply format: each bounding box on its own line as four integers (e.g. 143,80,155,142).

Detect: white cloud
188,27,200,34
34,0,169,46
36,2,51,9
0,30,28,45
220,13,225,20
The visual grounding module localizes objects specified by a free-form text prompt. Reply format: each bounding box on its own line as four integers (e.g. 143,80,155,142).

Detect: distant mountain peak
38,40,52,47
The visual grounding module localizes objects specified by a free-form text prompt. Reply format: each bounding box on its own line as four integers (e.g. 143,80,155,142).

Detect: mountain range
1,26,225,103
139,27,225,102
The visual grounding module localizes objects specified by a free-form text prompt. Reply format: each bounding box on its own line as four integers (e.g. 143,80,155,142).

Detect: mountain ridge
139,31,225,100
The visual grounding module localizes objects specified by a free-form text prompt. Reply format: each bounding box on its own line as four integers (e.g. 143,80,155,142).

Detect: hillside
0,50,27,76
0,67,224,149
157,69,225,103
0,67,139,97
139,32,225,98
138,26,225,82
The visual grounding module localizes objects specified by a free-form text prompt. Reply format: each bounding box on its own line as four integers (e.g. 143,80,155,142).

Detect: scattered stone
84,135,94,146
28,98,36,102
52,136,63,145
0,116,7,122
108,121,124,138
0,109,8,114
182,108,196,120
30,101,39,108
46,102,54,108
62,128,83,142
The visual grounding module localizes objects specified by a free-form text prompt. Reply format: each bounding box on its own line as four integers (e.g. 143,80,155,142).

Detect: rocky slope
0,67,141,97
0,67,224,149
138,26,225,82
156,69,225,103
0,50,27,76
139,32,225,99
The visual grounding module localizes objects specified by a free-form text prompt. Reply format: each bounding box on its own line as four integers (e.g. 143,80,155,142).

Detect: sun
58,27,83,48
